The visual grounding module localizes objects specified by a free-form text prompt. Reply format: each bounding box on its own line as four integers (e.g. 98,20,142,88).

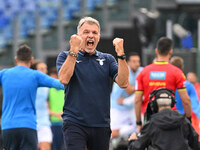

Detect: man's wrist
68,51,78,58
117,53,126,60
136,121,142,126
186,116,191,123
117,51,124,56
70,47,79,54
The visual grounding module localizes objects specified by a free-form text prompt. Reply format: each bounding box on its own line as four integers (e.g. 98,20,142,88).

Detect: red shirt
136,62,186,114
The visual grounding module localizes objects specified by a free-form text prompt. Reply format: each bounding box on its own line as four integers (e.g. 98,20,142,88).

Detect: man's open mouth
87,40,94,46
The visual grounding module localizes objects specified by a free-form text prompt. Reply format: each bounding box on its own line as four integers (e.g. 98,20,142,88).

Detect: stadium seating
0,0,119,48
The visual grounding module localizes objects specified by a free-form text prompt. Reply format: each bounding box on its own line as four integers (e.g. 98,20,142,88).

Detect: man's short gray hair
156,93,172,107
77,17,100,33
157,98,172,107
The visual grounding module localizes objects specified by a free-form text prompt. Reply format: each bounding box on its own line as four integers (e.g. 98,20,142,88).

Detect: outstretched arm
37,72,64,90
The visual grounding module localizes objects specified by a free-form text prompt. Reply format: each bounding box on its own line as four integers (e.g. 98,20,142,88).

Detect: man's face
50,73,58,79
187,72,197,84
78,23,100,53
37,63,47,74
128,55,140,72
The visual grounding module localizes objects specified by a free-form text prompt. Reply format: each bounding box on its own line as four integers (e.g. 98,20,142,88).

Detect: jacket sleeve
128,122,152,150
36,71,64,90
56,51,67,74
185,119,200,149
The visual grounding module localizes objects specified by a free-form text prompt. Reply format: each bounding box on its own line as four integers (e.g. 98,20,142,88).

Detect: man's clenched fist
70,34,83,54
113,38,124,56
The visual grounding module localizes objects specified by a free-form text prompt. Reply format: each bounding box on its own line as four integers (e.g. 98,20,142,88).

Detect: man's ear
14,56,18,64
98,34,101,43
169,49,173,56
155,48,158,55
30,56,34,65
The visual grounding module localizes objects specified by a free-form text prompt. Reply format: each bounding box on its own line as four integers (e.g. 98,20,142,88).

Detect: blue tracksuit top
176,80,200,120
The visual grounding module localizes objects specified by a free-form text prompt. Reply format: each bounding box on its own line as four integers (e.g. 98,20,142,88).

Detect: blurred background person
31,60,53,150
128,88,199,150
110,52,143,149
187,72,200,100
187,72,200,140
48,67,65,150
0,45,64,150
170,56,200,141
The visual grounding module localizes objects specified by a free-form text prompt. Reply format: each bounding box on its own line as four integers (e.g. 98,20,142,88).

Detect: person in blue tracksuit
170,56,200,121
0,45,64,150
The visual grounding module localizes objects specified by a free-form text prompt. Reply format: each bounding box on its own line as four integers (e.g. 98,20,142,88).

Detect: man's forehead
129,56,140,60
80,23,99,31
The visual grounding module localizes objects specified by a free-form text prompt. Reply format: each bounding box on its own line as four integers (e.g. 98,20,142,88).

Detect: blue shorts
2,128,38,150
62,120,111,150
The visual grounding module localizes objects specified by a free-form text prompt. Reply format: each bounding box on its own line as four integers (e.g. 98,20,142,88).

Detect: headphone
149,88,176,113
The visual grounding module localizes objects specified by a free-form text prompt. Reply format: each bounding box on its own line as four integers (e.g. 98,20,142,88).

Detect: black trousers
51,125,64,150
62,120,111,150
2,128,38,150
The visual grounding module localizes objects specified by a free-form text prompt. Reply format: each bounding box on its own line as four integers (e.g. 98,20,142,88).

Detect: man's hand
128,132,138,141
125,83,135,95
113,38,124,56
49,110,63,120
70,34,83,54
117,97,124,105
137,125,142,133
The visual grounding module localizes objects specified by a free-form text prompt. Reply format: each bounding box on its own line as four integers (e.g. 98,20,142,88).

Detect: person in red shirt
134,37,191,132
